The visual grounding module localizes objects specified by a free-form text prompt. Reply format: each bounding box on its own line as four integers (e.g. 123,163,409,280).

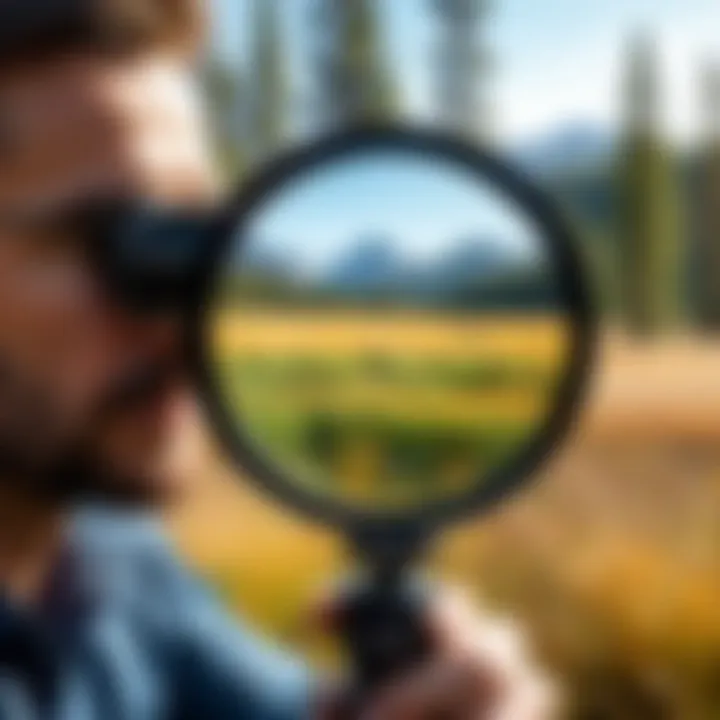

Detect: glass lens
209,149,572,513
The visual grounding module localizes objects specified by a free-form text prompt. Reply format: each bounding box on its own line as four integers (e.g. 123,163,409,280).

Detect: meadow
171,315,720,719
211,311,568,508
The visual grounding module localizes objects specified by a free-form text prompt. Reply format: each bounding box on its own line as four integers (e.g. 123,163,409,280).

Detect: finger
493,673,560,720
307,583,350,634
314,681,354,720
361,657,497,720
426,589,531,673
424,586,482,652
423,590,560,717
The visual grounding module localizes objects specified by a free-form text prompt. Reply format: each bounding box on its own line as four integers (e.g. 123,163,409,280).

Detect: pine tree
312,0,397,129
431,0,492,144
695,63,720,331
618,34,682,337
249,0,286,162
201,55,246,179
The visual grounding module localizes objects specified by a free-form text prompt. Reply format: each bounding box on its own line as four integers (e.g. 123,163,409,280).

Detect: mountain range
327,234,517,295
510,122,616,176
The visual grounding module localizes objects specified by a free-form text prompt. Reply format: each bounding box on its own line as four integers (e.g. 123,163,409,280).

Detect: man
0,1,555,718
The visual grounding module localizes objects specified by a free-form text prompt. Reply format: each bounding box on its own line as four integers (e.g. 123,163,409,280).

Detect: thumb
308,587,350,635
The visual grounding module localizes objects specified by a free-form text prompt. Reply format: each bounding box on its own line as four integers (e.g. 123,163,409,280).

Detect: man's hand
316,588,558,720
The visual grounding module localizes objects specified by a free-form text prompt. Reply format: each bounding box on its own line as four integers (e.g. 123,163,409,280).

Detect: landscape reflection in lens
210,149,571,512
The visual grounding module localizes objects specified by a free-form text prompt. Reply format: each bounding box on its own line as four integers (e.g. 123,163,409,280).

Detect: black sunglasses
0,195,220,313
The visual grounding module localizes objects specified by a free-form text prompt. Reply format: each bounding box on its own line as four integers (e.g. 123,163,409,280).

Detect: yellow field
214,311,568,363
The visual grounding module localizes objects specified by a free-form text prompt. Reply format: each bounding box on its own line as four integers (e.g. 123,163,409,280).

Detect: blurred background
170,1,720,717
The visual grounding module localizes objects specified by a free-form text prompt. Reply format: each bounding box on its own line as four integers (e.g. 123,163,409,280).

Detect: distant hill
326,235,520,296
329,236,405,292
436,235,515,283
509,122,618,237
512,122,616,177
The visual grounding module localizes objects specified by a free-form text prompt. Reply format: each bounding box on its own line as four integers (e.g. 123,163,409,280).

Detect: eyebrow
0,195,133,241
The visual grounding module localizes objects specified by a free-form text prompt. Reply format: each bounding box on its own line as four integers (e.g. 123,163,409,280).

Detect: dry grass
214,312,568,363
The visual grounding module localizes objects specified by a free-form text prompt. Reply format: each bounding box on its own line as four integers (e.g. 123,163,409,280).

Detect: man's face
0,54,217,504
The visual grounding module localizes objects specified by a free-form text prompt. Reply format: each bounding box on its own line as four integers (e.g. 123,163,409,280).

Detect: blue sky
210,0,718,146
244,150,538,275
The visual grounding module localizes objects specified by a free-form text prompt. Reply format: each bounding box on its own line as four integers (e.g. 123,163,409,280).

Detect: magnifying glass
93,127,596,695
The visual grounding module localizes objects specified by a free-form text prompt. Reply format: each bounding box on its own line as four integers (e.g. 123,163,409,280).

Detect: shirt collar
40,539,99,628
0,506,163,635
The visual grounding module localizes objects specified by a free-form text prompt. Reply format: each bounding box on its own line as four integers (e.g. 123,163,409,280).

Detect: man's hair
0,0,205,69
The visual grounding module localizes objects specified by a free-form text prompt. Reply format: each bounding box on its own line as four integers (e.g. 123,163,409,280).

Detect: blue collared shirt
0,509,313,720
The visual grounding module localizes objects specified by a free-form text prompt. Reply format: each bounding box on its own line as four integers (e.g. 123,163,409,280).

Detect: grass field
214,312,568,365
172,317,720,718
211,310,569,506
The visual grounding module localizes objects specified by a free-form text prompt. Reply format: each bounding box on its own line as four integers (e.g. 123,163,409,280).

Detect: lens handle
332,523,434,701
336,570,432,698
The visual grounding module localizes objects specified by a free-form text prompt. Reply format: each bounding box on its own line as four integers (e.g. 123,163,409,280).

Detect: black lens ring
189,125,597,538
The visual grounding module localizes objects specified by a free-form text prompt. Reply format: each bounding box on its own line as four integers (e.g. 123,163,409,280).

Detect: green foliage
346,0,396,122
249,0,286,159
314,0,398,125
431,0,492,142
693,64,720,331
217,348,548,500
618,37,683,336
450,267,564,311
226,354,552,393
202,58,246,179
303,411,523,484
618,135,683,335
